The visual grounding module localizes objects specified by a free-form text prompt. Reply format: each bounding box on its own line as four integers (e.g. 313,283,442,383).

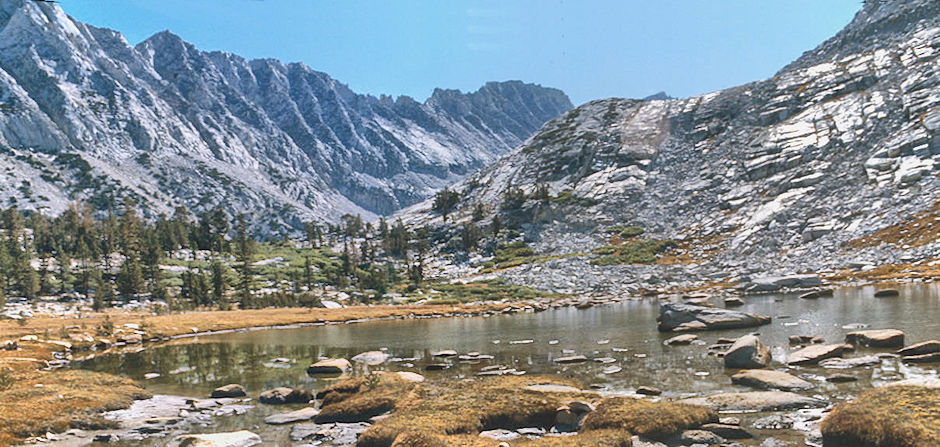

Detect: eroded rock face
724,335,772,369
658,302,771,332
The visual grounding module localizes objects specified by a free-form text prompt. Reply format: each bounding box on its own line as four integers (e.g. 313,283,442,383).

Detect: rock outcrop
398,0,940,294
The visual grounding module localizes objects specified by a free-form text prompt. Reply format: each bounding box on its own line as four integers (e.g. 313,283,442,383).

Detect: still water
75,282,940,445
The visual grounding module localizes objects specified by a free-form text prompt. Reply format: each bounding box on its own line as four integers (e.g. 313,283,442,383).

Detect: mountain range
0,0,571,229
400,0,940,292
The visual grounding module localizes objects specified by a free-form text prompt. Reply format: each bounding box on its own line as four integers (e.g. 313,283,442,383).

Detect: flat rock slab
787,344,846,365
524,383,582,393
901,352,940,363
177,430,261,447
264,407,320,425
680,391,827,412
897,340,940,356
554,355,588,364
658,302,771,332
731,370,813,391
307,358,351,374
819,355,881,369
845,329,904,347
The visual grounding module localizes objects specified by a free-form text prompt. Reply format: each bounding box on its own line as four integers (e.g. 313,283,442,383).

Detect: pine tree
56,248,72,294
303,256,314,291
234,215,254,309
116,198,144,301
211,260,226,308
95,273,113,310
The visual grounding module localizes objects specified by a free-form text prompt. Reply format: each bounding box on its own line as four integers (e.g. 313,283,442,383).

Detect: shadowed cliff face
0,0,571,229
399,0,940,284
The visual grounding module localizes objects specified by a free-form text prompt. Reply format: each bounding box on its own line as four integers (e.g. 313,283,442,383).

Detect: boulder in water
723,335,771,369
658,302,771,332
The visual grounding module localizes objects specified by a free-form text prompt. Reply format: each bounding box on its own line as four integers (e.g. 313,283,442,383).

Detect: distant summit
642,91,672,101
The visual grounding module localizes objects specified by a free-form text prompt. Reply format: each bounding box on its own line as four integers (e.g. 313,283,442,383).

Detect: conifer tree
234,215,254,309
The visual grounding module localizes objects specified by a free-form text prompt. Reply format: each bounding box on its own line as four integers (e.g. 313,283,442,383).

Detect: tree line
0,200,427,313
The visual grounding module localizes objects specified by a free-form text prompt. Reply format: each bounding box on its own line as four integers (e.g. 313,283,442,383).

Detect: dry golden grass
847,202,940,249
820,386,939,447
824,261,940,283
657,232,728,266
357,376,587,447
580,397,717,441
318,375,714,447
0,369,149,443
316,375,419,424
0,302,519,347
0,302,528,444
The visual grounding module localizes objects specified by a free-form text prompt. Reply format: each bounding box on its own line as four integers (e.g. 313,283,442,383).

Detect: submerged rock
819,355,881,369
177,430,261,447
873,289,900,297
724,335,772,369
658,302,771,332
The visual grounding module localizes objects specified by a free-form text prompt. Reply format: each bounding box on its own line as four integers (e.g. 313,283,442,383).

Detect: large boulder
723,335,771,369
658,302,771,332
680,391,826,412
306,358,351,374
731,370,813,391
787,344,846,365
177,431,261,447
845,329,904,348
746,274,821,292
258,387,314,405
210,384,247,398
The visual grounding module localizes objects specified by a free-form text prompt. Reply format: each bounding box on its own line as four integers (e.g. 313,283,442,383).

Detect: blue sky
60,1,861,105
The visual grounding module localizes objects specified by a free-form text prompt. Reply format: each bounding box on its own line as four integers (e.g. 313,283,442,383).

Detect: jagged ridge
0,0,571,229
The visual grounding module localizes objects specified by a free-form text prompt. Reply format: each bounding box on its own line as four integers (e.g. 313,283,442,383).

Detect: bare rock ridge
399,0,940,290
0,0,571,228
